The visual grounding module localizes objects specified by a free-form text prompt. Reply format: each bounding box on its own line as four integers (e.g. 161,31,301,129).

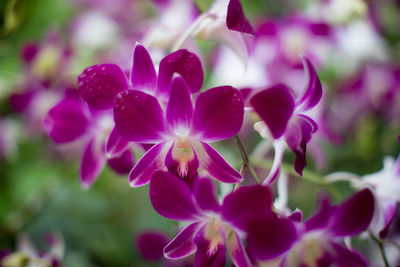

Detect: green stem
234,135,261,183
249,157,342,200
369,231,390,267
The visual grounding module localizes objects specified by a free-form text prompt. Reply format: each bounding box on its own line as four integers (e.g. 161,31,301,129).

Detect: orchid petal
113,90,169,143
194,228,226,267
284,115,317,175
80,138,106,188
192,86,244,142
250,85,295,139
150,170,200,221
158,49,203,96
107,150,134,175
166,75,193,132
129,142,170,187
226,0,255,34
305,195,335,231
193,178,221,213
222,185,272,230
296,56,323,112
329,242,368,267
43,94,88,144
194,141,242,183
164,222,202,259
131,43,157,93
78,64,129,109
330,188,375,237
225,230,251,267
105,126,131,158
246,215,297,261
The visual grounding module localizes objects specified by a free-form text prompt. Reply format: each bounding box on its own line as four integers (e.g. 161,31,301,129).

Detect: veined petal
192,86,244,142
193,178,221,213
296,56,323,112
129,142,170,187
80,138,106,189
107,150,134,175
246,215,297,261
113,90,169,143
226,0,255,34
194,141,242,183
250,85,295,139
166,75,193,132
158,49,203,96
330,188,375,237
105,126,131,158
150,170,200,221
43,94,88,144
222,185,273,230
164,222,202,259
78,64,129,109
131,43,157,93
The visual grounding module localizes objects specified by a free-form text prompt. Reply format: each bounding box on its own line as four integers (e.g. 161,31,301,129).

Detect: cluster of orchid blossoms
1,0,400,266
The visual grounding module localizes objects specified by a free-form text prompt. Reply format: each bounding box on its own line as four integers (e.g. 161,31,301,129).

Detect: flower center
204,217,224,256
171,138,195,177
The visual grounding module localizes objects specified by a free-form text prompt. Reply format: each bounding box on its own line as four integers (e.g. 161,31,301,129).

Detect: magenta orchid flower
43,89,134,188
246,188,375,267
249,56,322,183
83,44,244,186
149,171,276,266
326,154,400,238
114,74,244,186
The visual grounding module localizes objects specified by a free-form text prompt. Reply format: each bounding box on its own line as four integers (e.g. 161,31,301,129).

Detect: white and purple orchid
249,56,322,184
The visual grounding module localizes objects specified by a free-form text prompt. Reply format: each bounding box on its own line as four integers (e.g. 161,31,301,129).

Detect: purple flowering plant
2,0,399,266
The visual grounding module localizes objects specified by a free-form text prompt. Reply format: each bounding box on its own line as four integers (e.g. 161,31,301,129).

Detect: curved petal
246,215,297,261
296,56,323,112
284,115,316,175
78,64,129,109
105,126,131,158
166,75,193,132
193,178,221,213
329,242,368,267
262,140,285,185
80,138,106,189
305,195,335,232
194,141,242,183
158,49,203,96
222,185,273,230
131,43,157,93
226,0,255,34
107,150,134,175
250,85,295,139
330,188,375,237
113,90,169,143
192,86,244,142
129,142,170,187
150,170,200,221
43,94,88,144
164,222,202,259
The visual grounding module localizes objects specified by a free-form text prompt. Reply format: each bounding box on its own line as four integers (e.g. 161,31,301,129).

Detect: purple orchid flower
84,44,243,186
149,171,277,266
246,188,375,267
43,89,134,188
249,56,322,183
